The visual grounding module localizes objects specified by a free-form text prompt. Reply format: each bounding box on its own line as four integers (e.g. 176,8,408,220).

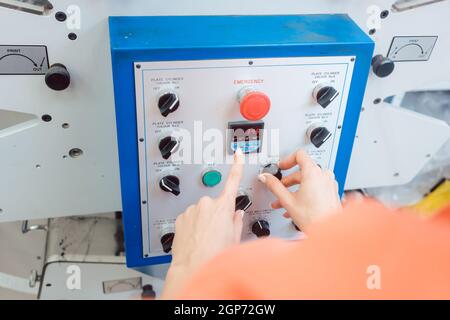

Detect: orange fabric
180,200,450,299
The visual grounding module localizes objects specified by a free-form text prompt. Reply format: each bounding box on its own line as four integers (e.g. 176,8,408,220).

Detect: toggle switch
307,123,332,148
159,175,180,196
252,220,270,238
238,87,271,121
261,163,282,180
158,135,179,160
235,193,252,212
158,91,180,117
313,83,339,108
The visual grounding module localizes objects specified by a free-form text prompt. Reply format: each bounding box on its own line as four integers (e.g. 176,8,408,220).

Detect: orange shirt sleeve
179,200,450,299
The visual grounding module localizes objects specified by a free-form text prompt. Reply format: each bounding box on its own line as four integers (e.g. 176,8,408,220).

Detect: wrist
161,264,195,299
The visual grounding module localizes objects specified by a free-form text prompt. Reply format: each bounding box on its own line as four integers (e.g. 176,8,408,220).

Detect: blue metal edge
108,15,374,267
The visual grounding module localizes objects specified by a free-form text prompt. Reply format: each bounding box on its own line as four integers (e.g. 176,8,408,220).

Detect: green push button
202,170,222,187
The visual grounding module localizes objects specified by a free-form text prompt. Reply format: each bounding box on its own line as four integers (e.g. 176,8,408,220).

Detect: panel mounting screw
69,148,83,158
68,33,77,41
380,10,389,19
55,11,67,22
42,114,52,122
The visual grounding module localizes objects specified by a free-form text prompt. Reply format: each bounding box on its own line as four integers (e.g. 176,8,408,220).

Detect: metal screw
69,148,83,158
42,114,52,122
55,11,67,22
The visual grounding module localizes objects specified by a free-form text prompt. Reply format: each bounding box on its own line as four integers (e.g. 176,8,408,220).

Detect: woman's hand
258,150,342,231
162,149,244,299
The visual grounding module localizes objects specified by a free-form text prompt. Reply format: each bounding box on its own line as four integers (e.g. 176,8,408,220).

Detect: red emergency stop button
238,87,271,121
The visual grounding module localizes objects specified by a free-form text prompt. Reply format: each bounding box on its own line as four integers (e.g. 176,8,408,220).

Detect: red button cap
240,91,271,121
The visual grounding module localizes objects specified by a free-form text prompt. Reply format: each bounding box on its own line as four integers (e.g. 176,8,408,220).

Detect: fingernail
235,147,243,156
258,173,268,183
236,210,245,217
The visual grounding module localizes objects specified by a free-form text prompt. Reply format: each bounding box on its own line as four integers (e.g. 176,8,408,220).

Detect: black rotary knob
141,284,156,299
158,136,179,160
160,232,175,253
159,175,180,196
235,194,252,212
372,54,395,78
158,92,180,117
261,163,282,180
307,124,332,148
252,220,270,238
45,63,70,91
314,84,339,108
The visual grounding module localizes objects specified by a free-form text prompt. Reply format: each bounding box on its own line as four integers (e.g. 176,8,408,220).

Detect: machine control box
109,15,374,267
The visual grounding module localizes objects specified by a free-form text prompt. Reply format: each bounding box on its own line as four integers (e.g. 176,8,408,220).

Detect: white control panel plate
134,57,355,258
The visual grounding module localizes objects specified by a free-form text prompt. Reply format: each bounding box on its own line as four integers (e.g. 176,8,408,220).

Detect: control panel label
387,36,438,62
0,45,49,75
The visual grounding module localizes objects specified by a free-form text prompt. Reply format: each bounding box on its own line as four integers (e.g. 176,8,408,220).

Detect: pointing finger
221,148,244,200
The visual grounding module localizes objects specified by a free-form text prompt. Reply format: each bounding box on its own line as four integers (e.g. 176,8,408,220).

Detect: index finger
278,149,316,171
221,148,244,199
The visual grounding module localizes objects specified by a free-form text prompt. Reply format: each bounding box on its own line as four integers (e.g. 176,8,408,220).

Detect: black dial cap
252,220,270,238
316,86,339,108
372,54,395,78
159,175,180,196
160,232,175,253
262,163,282,180
310,127,332,148
45,63,70,91
235,194,252,211
141,284,156,299
158,92,180,117
159,136,179,160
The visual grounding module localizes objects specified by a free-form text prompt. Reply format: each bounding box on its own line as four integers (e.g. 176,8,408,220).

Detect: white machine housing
0,0,449,223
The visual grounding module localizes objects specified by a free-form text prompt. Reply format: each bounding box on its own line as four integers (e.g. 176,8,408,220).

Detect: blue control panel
109,15,374,267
